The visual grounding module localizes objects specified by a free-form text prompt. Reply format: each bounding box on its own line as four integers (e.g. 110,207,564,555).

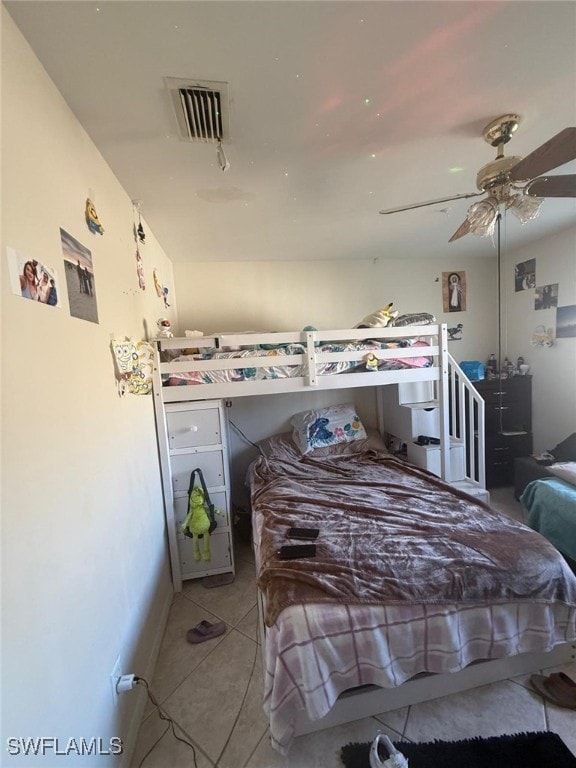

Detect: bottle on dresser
486,353,498,377
502,357,515,377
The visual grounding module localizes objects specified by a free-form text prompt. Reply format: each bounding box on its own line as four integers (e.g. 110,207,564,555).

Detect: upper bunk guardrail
153,325,446,400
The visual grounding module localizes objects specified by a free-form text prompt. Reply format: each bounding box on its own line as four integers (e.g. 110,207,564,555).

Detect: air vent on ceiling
165,77,230,143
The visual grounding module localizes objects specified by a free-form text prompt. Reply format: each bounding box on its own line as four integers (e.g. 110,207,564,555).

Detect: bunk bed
151,325,576,754
154,325,446,401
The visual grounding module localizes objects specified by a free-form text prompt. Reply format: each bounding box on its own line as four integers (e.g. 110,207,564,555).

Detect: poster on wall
442,271,466,312
111,339,154,396
515,258,536,291
534,283,558,310
6,247,61,307
60,228,99,324
556,305,576,338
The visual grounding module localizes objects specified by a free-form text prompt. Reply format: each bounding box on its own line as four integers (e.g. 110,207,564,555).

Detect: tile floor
130,487,576,767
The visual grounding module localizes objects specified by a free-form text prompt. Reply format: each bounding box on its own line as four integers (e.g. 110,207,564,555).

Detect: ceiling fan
379,114,576,242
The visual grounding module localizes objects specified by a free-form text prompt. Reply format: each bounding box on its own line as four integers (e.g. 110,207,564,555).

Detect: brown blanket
251,445,576,627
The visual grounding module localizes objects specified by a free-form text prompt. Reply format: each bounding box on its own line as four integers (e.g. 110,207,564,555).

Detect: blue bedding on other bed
522,477,576,561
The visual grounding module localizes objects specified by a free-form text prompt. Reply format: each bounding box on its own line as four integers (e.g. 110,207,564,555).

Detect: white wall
503,226,576,452
1,9,176,765
174,255,498,358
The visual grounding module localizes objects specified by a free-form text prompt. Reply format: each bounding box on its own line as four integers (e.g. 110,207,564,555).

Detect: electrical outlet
110,656,121,705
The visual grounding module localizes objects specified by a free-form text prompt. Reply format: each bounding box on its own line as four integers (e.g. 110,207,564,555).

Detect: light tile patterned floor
131,487,576,767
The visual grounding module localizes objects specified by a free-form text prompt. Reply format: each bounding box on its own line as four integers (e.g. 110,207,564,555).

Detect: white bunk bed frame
153,324,487,488
155,324,449,399
151,324,574,746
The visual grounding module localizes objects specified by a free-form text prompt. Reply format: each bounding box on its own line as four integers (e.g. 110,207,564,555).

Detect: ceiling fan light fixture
506,194,544,224
467,197,499,238
380,117,575,242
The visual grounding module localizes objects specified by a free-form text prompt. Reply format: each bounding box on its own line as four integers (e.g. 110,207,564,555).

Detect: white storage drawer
174,491,230,530
171,451,225,492
407,439,465,482
156,398,235,588
166,407,221,449
179,530,232,578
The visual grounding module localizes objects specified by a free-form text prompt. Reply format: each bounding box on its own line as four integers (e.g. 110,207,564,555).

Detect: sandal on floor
186,619,226,644
548,671,576,691
202,573,235,589
530,673,576,709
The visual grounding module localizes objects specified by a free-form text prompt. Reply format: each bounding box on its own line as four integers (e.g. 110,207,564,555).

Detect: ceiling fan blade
509,127,576,182
379,191,482,215
526,174,576,198
448,217,472,242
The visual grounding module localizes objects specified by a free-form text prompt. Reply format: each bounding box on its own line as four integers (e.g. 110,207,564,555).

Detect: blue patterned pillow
290,403,367,455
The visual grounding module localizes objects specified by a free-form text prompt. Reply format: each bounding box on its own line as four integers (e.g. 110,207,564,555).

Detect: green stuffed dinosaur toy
180,486,220,563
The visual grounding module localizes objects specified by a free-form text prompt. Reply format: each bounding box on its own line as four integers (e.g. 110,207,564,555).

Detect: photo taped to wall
6,246,61,308
556,305,576,339
535,283,558,310
515,258,536,292
60,228,99,324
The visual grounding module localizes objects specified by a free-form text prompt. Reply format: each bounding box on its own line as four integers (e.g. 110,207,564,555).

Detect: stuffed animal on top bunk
356,303,437,330
356,302,399,328
365,353,380,371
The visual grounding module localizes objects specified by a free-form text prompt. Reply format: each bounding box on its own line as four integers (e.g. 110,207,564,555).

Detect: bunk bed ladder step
379,356,486,498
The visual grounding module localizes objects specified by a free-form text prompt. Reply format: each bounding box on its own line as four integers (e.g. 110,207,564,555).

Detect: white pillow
549,461,576,487
290,403,367,455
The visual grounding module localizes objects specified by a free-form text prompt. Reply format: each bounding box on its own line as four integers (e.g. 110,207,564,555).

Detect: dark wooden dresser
473,375,533,488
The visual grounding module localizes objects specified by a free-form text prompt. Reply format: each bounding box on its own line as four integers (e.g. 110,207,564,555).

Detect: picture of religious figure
442,271,466,313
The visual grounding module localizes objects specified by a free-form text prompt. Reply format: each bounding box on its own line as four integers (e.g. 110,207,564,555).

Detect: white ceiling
5,0,576,263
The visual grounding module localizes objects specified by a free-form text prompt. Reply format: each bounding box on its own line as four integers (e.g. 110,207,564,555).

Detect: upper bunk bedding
154,324,446,401
164,338,432,386
248,426,576,754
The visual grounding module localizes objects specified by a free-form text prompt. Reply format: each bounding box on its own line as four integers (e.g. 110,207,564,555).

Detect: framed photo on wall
442,271,466,313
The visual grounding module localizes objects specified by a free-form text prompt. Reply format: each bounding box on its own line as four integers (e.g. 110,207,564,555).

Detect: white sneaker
369,733,409,768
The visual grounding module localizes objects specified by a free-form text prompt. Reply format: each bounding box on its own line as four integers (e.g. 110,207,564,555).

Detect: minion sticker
85,198,104,235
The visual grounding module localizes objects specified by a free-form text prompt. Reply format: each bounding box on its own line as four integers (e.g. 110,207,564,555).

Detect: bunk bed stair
378,364,488,502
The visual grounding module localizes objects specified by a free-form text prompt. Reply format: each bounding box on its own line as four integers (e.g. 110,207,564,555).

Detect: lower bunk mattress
248,434,576,754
